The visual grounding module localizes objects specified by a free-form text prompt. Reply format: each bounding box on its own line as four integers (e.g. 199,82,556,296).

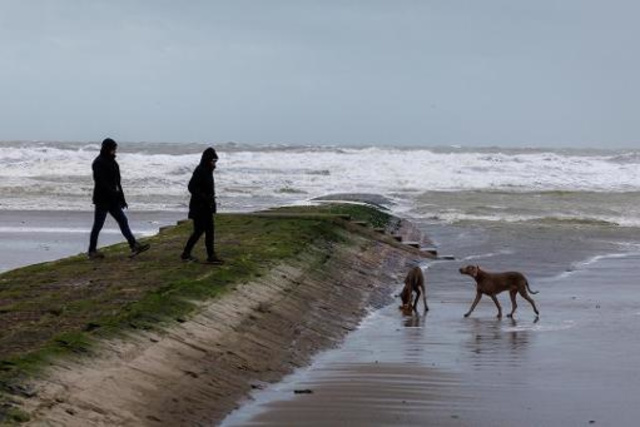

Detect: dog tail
525,279,539,295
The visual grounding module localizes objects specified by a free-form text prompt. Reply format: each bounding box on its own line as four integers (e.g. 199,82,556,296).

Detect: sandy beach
221,222,640,427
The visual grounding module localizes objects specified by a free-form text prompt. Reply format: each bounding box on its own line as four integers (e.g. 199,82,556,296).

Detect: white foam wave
2,144,640,215
549,252,635,280
421,211,640,227
561,253,633,277
461,250,515,261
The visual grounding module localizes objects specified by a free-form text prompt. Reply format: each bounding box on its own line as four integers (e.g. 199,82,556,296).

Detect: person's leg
182,216,205,258
204,216,223,264
204,216,214,259
108,206,137,249
88,206,108,253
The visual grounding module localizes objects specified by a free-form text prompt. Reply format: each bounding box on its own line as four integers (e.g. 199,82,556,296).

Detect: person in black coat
181,147,223,264
88,138,150,258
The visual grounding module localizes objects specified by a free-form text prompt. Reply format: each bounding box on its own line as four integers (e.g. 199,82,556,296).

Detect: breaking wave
1,142,640,229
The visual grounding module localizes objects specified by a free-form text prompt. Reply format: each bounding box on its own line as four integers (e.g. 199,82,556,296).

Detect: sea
3,141,640,425
2,141,640,270
1,141,640,218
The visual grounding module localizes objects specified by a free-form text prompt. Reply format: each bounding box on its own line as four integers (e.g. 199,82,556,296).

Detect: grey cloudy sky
1,0,639,148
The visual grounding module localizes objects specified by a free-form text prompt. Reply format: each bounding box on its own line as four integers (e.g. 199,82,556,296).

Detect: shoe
205,255,225,265
88,250,105,259
131,242,150,256
181,253,198,262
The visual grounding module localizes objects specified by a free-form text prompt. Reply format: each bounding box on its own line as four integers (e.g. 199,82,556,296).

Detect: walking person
88,138,150,259
181,147,224,264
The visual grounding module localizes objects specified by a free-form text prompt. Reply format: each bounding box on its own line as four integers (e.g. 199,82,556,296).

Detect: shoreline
0,205,434,426
0,210,186,273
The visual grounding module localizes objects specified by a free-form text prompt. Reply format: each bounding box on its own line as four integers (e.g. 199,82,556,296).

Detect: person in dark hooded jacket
181,147,223,264
88,138,150,259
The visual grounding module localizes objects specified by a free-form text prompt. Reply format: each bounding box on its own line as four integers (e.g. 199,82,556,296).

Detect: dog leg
464,292,482,317
507,289,517,318
422,288,429,312
413,288,420,312
490,295,502,318
519,289,540,316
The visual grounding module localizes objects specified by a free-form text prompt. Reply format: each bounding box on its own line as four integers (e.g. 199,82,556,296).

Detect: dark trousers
183,214,214,258
89,205,136,252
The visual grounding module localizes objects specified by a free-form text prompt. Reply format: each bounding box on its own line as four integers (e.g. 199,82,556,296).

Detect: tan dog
459,265,539,318
399,266,428,313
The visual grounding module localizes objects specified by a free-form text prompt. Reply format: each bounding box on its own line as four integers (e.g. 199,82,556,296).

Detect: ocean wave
2,143,640,218
417,210,637,228
571,253,632,269
606,151,640,165
276,187,308,194
549,253,635,280
462,250,515,261
3,143,640,189
523,217,619,227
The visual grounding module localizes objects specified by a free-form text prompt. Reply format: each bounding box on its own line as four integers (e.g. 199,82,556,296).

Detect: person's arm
115,165,128,209
212,176,217,213
188,168,212,203
118,188,128,209
187,168,201,197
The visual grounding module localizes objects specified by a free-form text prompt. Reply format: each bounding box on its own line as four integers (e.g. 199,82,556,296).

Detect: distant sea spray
1,141,640,227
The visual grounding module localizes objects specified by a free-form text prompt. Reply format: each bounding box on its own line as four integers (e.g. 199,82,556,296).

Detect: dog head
459,265,480,278
399,285,412,307
399,304,414,315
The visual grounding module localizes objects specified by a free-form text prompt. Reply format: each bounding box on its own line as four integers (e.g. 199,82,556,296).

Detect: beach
222,221,640,427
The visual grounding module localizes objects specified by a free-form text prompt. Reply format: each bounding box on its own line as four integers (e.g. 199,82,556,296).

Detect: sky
1,0,639,148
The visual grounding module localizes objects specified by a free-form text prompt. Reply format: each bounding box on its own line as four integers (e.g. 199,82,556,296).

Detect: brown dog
399,266,428,312
459,265,539,318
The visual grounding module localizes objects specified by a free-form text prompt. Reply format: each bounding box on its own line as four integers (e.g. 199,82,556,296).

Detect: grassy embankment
0,204,392,424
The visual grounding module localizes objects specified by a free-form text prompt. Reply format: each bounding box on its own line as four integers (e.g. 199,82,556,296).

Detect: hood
200,147,218,165
100,138,118,157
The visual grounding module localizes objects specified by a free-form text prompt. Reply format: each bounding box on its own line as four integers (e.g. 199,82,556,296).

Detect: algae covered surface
0,204,392,424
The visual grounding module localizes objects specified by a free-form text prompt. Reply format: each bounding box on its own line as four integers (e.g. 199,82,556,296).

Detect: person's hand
122,202,129,210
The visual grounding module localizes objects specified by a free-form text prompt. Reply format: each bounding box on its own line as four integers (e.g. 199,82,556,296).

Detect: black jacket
188,150,216,219
92,151,126,208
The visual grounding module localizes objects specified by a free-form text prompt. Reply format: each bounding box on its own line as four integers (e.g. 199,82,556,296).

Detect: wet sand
0,210,185,272
222,225,640,427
